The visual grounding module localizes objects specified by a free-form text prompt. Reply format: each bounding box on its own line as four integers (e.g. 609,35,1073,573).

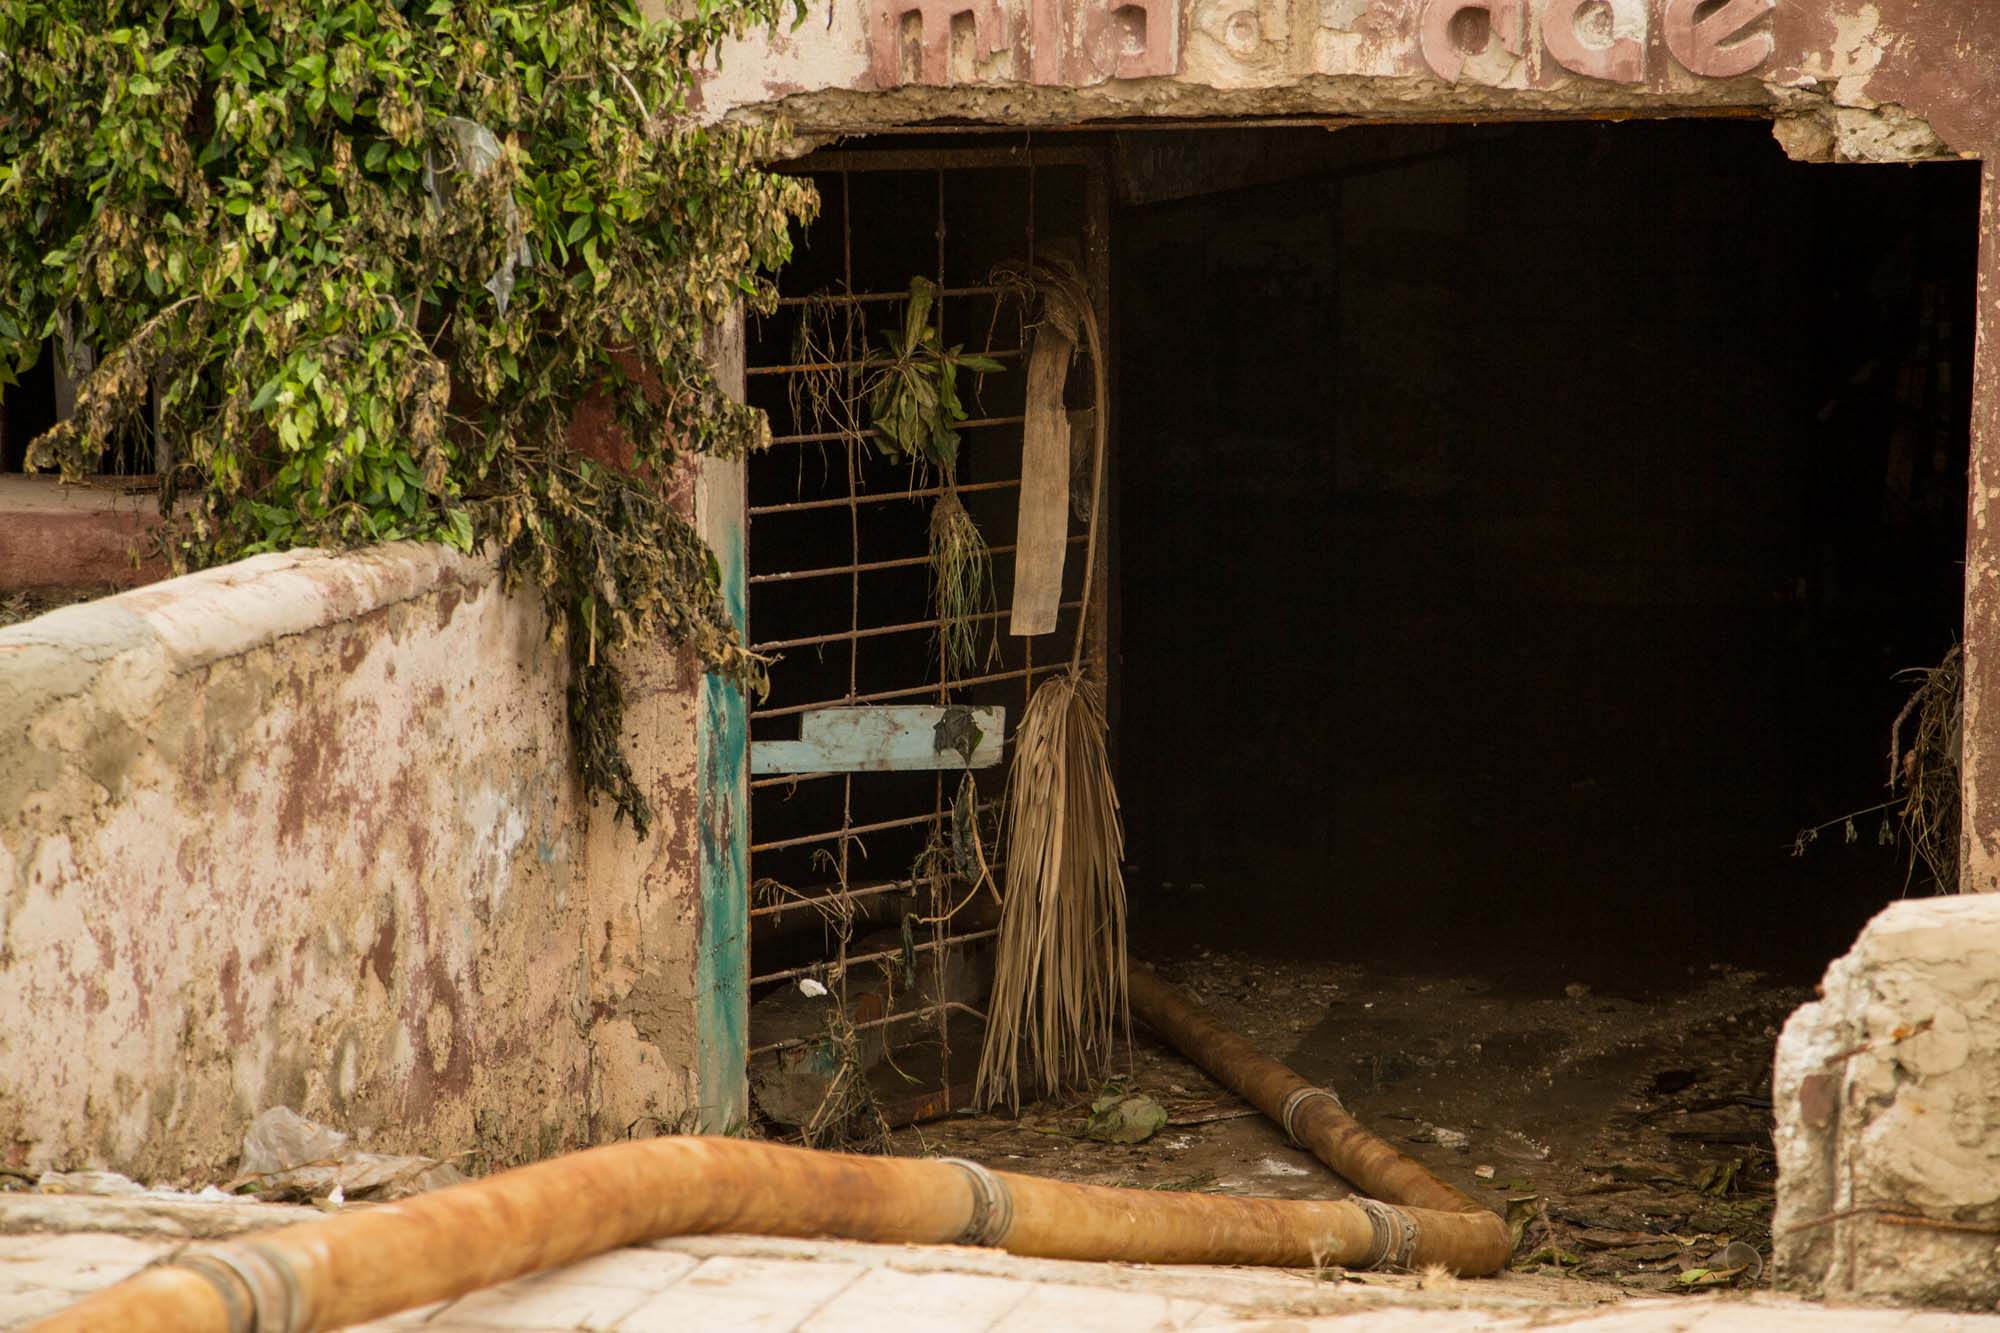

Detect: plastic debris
421,116,534,316
232,1106,463,1203
33,1172,247,1206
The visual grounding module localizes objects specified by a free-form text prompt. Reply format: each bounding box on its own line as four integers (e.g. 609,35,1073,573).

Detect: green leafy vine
0,0,819,834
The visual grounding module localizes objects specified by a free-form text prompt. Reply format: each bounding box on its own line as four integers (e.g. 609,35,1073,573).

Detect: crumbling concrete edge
0,544,498,736
0,543,499,677
0,1193,324,1241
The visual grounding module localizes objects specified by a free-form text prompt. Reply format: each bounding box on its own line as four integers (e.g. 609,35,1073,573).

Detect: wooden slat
1010,306,1075,637
750,705,1006,775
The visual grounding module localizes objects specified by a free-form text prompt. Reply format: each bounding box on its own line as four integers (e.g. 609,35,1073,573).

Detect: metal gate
741,146,1109,1134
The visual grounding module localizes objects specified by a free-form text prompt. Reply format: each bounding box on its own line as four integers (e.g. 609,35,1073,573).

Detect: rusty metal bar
752,658,1070,721
752,598,1082,654
750,933,999,990
748,548,993,585
770,413,1024,447
749,799,998,855
750,533,1079,587
775,283,1019,308
749,769,846,791
748,1000,990,1057
748,349,1023,377
748,475,1019,518
751,877,919,919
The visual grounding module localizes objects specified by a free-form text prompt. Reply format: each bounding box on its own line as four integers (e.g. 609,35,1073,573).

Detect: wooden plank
1010,300,1076,637
751,705,1005,775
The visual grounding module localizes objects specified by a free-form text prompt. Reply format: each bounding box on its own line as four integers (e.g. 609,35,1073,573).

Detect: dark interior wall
1114,122,1979,990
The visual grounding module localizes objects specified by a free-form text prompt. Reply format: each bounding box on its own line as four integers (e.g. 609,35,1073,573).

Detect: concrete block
674,1254,866,1304
801,1266,1033,1331
990,1281,1214,1331
615,1288,817,1333
1774,894,2000,1309
537,1247,701,1290
441,1278,651,1330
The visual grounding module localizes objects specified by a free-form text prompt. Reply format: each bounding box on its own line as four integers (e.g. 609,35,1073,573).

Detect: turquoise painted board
695,386,750,1131
750,705,1006,775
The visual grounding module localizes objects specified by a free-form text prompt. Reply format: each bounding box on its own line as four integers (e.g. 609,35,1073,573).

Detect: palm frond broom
974,263,1129,1112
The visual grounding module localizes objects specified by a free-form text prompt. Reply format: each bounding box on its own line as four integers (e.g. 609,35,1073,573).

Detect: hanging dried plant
930,489,995,681
1890,642,1962,892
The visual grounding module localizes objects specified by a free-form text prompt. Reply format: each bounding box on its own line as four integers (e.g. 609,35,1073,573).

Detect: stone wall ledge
1,542,498,705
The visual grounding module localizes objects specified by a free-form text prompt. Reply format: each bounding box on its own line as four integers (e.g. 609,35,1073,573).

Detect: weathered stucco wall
0,542,709,1178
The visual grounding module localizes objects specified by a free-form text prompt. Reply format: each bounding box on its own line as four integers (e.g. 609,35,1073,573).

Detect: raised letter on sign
1542,0,1643,83
1664,0,1774,78
1078,0,1180,79
1028,0,1066,83
1418,0,1525,83
870,0,1008,87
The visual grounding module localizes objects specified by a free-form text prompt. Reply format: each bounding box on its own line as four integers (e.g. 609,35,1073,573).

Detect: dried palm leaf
974,261,1127,1112
974,669,1128,1110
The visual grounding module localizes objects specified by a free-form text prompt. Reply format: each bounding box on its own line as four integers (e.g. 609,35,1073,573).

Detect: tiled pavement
5,1211,1999,1331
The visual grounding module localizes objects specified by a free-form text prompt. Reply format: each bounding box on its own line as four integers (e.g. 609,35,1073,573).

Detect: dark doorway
1113,120,1980,994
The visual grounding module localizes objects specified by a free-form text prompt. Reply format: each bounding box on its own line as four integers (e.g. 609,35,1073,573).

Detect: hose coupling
939,1157,1015,1248
1278,1085,1345,1144
1355,1197,1420,1270
174,1239,313,1333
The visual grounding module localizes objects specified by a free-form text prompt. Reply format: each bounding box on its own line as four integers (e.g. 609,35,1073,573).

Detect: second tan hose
1129,962,1514,1275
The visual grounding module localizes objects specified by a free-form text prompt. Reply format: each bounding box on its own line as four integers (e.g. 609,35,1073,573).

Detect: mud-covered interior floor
891,949,1802,1292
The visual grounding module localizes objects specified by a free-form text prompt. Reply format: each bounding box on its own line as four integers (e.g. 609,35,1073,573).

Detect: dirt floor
890,947,1804,1296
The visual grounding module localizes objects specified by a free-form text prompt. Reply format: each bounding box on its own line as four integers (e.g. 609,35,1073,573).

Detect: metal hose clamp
1355,1197,1420,1270
168,1251,255,1333
1278,1085,1345,1144
177,1240,312,1333
939,1157,1015,1248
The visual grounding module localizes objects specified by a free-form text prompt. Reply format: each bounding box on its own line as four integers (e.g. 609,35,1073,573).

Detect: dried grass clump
930,490,995,680
974,669,1129,1111
798,1005,891,1152
787,292,867,452
1891,642,1962,892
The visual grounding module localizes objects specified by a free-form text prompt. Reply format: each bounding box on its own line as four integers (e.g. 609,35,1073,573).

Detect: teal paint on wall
695,493,749,1132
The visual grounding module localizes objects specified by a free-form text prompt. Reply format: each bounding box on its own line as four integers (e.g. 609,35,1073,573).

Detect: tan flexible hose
36,971,1508,1330
38,1134,1483,1332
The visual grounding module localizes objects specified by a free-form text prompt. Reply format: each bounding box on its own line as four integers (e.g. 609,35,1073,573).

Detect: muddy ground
888,947,1804,1295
